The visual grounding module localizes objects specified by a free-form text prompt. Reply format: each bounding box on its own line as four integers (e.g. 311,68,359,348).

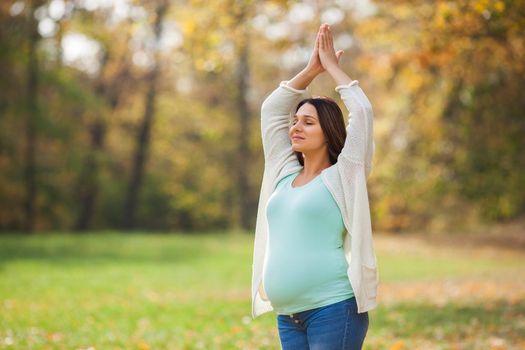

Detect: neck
301,150,331,177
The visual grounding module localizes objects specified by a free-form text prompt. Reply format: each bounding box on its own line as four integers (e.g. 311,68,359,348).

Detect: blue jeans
276,297,369,350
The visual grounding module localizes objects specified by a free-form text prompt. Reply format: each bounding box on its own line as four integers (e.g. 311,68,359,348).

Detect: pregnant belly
263,251,346,307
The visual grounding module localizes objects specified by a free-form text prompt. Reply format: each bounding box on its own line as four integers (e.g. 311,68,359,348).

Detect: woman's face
289,103,327,154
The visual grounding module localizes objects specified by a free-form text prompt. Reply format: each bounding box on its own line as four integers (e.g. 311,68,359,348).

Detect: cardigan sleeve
260,81,307,162
335,80,375,178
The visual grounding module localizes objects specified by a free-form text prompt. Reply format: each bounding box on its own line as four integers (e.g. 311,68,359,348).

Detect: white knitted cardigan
251,79,379,319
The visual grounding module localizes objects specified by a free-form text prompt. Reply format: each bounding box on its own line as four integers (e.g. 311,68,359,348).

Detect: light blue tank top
263,170,354,315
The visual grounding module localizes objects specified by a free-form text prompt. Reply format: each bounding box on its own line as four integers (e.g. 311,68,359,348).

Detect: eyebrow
293,114,318,120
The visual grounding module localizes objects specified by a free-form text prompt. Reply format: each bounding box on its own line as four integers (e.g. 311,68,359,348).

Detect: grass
0,231,524,349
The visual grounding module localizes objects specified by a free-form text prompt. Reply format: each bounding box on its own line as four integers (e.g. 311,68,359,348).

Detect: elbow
364,103,374,119
260,97,273,118
260,99,269,116
364,105,374,129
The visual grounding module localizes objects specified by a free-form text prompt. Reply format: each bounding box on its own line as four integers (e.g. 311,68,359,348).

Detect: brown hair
294,97,347,165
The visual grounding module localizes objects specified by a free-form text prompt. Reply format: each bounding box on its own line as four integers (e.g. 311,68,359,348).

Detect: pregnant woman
250,24,379,349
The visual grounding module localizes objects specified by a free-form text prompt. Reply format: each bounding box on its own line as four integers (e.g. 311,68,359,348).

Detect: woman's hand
305,25,343,76
318,24,343,72
304,29,324,75
318,24,353,86
286,24,347,90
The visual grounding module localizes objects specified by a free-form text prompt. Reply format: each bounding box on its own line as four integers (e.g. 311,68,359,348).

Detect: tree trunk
74,121,106,231
235,32,252,231
24,0,42,232
74,53,130,231
122,1,168,229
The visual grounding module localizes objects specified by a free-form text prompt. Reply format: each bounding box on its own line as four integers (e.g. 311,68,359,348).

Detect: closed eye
291,120,315,125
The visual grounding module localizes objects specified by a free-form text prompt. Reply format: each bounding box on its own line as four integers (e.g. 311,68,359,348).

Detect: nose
290,122,302,133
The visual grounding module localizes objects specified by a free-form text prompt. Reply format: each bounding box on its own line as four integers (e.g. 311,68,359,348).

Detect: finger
315,31,320,50
327,30,333,50
320,23,327,39
320,33,327,50
327,26,334,48
321,26,330,49
336,50,344,61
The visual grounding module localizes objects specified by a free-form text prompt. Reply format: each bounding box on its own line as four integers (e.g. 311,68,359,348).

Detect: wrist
325,63,342,75
326,64,353,86
302,67,322,78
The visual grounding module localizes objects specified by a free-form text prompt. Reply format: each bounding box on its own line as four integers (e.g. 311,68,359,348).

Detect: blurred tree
74,39,133,231
177,0,258,230
0,1,27,229
24,0,45,232
2,0,521,233
233,0,253,230
123,0,169,229
361,0,525,230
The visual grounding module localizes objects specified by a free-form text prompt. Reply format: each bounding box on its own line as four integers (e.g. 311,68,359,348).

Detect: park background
0,0,524,349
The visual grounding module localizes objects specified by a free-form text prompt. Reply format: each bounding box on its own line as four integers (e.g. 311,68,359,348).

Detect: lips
292,135,305,141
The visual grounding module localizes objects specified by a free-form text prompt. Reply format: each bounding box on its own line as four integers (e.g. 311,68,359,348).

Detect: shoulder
275,171,299,190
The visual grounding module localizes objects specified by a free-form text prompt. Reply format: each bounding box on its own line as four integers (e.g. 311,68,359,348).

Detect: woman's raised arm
318,24,374,175
260,26,344,162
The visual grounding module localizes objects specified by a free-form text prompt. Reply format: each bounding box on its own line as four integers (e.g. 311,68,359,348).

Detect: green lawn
0,232,524,349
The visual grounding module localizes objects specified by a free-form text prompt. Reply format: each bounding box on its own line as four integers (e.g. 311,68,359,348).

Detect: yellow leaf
390,340,405,350
494,1,505,13
138,342,150,350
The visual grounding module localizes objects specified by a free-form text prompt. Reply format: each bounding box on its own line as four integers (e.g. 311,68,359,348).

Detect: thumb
336,50,344,62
